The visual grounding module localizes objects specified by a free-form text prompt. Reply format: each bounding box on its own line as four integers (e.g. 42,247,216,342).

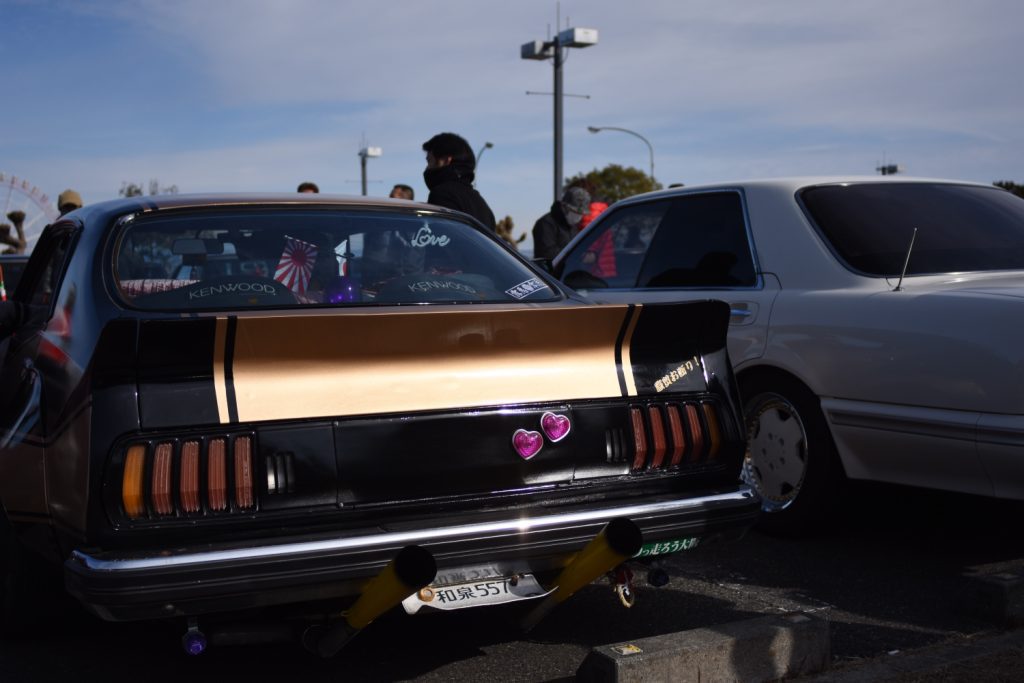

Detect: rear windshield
114,208,558,309
799,183,1024,276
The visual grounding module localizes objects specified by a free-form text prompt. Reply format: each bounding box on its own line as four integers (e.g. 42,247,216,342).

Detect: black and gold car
0,194,757,654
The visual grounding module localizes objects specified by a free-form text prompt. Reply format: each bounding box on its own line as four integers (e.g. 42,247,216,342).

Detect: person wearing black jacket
422,133,496,231
531,186,591,260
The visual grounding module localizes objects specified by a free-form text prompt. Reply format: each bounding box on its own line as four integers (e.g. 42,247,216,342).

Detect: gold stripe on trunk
213,317,230,423
621,304,642,397
228,305,631,423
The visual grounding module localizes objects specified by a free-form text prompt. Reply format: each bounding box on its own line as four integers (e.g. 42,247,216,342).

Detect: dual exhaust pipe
303,518,644,657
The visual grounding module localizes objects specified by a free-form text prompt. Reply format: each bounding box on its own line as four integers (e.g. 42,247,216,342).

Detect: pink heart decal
541,412,571,442
513,429,543,460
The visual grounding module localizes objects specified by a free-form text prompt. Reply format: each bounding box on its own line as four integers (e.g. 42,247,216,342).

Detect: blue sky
2,0,1022,254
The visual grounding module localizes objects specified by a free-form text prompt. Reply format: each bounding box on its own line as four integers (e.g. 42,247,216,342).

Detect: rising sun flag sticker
274,235,318,294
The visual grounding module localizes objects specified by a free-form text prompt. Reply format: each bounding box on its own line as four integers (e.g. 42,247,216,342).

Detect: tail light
119,434,257,520
626,401,725,472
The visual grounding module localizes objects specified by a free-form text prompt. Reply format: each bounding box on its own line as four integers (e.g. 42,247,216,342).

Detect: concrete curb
576,611,830,682
960,563,1024,627
797,628,1024,682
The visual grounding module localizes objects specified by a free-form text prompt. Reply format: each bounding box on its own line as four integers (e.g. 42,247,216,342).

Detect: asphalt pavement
2,481,1023,681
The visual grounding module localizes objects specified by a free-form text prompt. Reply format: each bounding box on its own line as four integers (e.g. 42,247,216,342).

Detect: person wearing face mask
421,132,496,231
531,185,591,260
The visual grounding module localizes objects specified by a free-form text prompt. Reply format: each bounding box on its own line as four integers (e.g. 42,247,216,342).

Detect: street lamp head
521,40,554,60
484,142,494,149
557,27,599,48
587,126,601,134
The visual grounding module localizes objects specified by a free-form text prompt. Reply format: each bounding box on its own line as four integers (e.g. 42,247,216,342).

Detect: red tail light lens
630,408,648,470
703,403,722,460
208,438,228,512
151,443,174,516
647,406,667,469
180,441,201,513
234,436,254,510
684,404,704,463
117,433,257,521
666,405,686,466
627,400,726,472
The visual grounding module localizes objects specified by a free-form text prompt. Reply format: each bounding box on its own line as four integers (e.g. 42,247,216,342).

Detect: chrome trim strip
822,398,979,442
72,487,755,572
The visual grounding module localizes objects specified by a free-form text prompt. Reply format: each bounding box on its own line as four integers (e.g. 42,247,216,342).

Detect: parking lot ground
799,627,1024,682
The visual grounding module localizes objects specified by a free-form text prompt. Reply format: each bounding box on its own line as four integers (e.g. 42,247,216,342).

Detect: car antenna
893,227,918,292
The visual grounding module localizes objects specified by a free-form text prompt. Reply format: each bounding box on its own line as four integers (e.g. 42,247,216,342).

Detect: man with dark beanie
421,132,496,231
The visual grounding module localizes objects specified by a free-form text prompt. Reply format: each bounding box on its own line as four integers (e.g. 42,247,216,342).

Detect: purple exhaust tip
182,629,208,656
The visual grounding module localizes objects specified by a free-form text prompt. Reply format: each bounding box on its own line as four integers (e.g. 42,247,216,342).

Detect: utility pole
522,17,598,203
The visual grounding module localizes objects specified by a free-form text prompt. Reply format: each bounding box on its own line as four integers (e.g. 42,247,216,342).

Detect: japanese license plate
634,536,700,558
401,574,551,614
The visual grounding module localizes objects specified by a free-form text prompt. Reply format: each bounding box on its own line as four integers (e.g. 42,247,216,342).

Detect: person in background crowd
531,186,591,260
389,184,415,200
58,189,83,216
421,132,496,231
580,199,609,230
297,182,320,193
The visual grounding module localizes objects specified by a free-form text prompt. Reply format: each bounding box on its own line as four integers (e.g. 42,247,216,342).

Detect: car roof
60,193,466,235
617,175,995,204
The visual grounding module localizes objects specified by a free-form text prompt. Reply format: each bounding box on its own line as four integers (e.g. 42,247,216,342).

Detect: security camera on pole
521,24,598,204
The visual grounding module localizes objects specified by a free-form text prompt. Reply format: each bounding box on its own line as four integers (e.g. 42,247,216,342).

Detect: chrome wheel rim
742,394,809,513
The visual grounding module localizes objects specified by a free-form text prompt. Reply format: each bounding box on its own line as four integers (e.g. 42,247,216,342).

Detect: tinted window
27,233,74,310
560,192,755,290
0,258,28,295
560,201,670,289
800,183,1024,275
115,209,557,310
637,192,755,288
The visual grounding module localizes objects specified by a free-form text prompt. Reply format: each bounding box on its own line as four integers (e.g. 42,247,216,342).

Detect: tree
495,216,526,251
119,179,179,197
994,181,1024,199
565,164,662,204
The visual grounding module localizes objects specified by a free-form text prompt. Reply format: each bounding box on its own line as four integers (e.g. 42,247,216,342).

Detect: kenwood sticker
189,282,278,299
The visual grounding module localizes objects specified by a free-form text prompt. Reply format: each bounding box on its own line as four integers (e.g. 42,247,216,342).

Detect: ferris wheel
1,171,59,254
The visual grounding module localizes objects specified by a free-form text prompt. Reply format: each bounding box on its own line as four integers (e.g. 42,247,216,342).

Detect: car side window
636,192,756,288
25,230,75,311
560,201,670,289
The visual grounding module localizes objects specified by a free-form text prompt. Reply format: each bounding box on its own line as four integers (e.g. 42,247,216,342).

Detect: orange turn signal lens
122,445,147,519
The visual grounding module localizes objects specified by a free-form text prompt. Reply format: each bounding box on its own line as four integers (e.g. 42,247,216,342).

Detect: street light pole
553,45,563,201
588,126,655,182
476,141,494,164
522,26,598,204
358,145,382,196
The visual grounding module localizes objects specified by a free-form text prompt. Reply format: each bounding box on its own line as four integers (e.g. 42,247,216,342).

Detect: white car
553,177,1024,534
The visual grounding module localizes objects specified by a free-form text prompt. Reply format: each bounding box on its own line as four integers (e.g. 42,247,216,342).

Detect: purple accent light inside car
325,276,361,303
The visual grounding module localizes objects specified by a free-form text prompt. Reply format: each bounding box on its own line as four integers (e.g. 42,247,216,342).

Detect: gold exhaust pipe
311,545,436,657
521,518,643,632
